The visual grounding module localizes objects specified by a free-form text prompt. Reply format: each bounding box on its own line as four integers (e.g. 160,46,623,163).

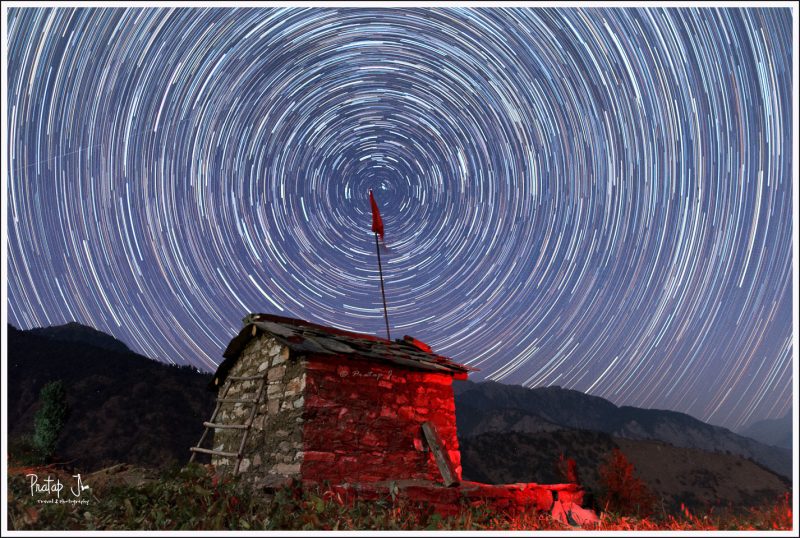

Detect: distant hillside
739,412,793,450
460,429,615,487
7,324,215,471
453,380,791,480
459,430,790,512
28,321,133,354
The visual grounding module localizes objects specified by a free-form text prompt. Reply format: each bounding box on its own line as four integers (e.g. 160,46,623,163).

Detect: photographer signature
27,473,90,499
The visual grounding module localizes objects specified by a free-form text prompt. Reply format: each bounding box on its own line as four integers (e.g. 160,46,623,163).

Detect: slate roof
211,313,475,389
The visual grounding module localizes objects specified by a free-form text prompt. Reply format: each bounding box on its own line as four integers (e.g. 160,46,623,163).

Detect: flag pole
375,232,391,340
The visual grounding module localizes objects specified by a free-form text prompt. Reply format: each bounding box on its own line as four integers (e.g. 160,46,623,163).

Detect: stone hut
191,312,600,524
196,313,473,490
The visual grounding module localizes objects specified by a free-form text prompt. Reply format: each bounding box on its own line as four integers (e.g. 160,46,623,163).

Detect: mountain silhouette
453,380,791,479
28,321,133,354
738,412,793,450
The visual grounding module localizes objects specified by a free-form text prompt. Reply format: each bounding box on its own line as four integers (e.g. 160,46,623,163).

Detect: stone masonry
211,334,305,488
210,332,463,489
301,357,461,484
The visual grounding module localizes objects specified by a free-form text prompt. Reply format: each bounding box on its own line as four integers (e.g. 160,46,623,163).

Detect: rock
397,405,416,419
362,432,380,447
268,365,286,381
255,475,294,491
551,501,599,527
274,463,301,474
293,396,304,408
285,376,304,394
304,451,335,462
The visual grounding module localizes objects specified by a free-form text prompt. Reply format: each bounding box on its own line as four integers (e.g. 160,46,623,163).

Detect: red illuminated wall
301,354,462,484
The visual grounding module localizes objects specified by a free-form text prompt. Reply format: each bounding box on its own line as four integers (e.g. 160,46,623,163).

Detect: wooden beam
421,421,459,487
216,397,258,404
203,421,248,430
189,447,238,458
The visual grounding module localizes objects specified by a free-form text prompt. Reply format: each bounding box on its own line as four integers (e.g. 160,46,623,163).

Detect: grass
6,461,793,531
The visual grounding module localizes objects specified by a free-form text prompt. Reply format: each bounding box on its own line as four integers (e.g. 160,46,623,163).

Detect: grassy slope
6,462,792,531
459,430,791,514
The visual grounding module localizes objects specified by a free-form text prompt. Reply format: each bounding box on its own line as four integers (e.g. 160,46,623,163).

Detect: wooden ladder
189,374,267,474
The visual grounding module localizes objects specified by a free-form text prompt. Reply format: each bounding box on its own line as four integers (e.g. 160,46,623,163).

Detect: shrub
554,452,579,483
598,448,655,517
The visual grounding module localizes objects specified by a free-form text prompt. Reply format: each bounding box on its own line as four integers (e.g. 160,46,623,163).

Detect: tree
597,448,654,517
32,380,69,463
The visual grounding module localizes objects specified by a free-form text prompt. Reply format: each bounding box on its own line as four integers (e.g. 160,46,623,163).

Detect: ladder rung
228,375,265,381
216,397,258,404
189,446,239,458
203,421,249,430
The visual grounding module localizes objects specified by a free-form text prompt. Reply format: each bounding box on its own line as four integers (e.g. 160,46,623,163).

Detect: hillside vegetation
7,324,214,471
7,462,792,531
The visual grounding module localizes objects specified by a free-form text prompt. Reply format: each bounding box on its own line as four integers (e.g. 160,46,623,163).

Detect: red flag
369,189,384,240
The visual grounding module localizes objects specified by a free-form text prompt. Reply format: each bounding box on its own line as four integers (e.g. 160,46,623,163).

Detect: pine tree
32,380,69,463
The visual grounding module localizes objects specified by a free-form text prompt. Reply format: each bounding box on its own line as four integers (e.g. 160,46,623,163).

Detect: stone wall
301,355,462,484
212,334,305,488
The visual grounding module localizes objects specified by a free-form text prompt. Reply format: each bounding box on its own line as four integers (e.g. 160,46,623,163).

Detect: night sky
5,7,794,431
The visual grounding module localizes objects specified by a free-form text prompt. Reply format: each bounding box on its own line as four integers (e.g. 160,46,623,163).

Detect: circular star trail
6,7,793,430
